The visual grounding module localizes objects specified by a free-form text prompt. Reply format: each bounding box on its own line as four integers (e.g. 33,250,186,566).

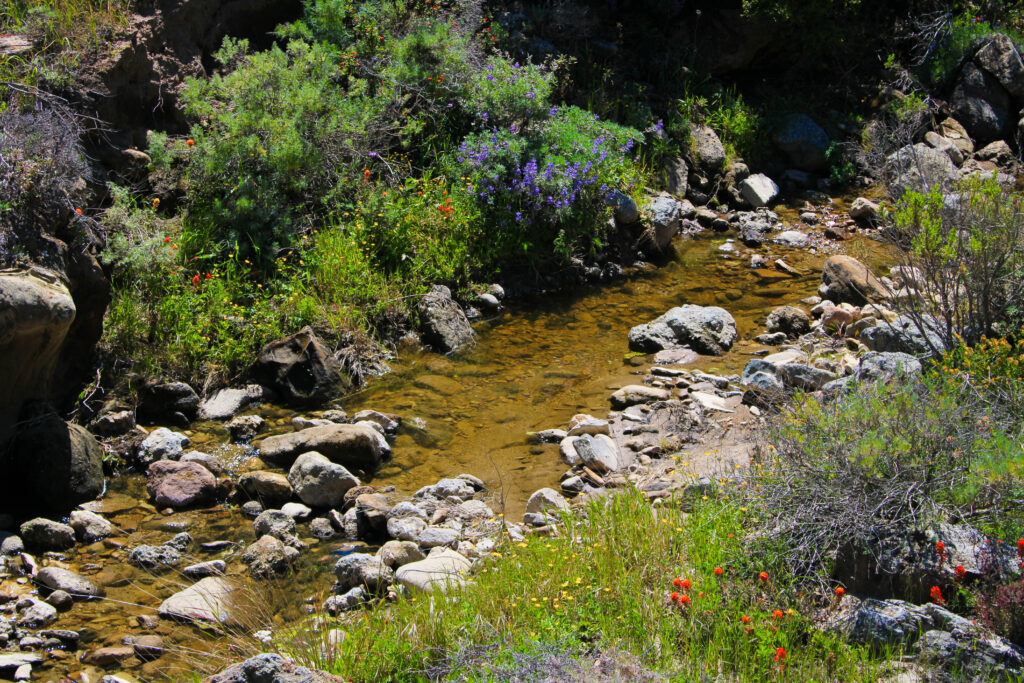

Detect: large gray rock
884,143,957,198
334,553,393,593
973,32,1024,99
8,413,104,513
609,385,671,409
253,510,297,542
950,61,1012,144
856,351,923,382
69,510,112,543
859,316,947,357
146,460,217,508
138,427,191,464
766,305,810,338
16,596,57,628
19,518,74,551
288,451,360,508
777,363,837,391
572,434,620,473
252,326,350,406
158,577,242,627
525,488,569,515
205,653,345,683
138,381,199,421
738,174,779,208
416,287,475,353
628,305,737,355
241,535,298,578
689,124,727,172
198,386,262,421
662,156,688,197
259,423,390,471
643,193,685,252
395,548,471,593
607,190,639,224
772,113,830,171
820,255,888,306
35,567,104,600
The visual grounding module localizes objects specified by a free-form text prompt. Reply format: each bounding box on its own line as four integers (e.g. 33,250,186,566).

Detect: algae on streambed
15,203,890,681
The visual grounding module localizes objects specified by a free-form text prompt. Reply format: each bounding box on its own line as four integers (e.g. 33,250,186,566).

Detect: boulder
199,386,262,421
738,174,779,208
607,190,639,224
35,567,104,600
252,326,350,406
417,526,460,548
138,381,199,422
181,450,226,474
772,114,830,171
628,305,737,355
253,510,297,543
146,460,217,509
662,156,688,197
241,535,298,578
138,427,191,464
609,385,671,409
334,553,393,593
924,131,964,165
351,409,400,434
856,352,923,382
938,117,975,156
848,197,880,222
395,548,472,593
820,255,887,306
859,315,947,357
183,560,227,579
237,471,294,505
416,287,475,353
258,423,390,471
7,413,103,513
777,363,837,391
773,230,808,247
950,61,1012,143
158,577,242,627
766,306,810,338
89,409,135,436
203,653,345,683
288,451,360,508
19,518,75,551
226,414,266,443
16,597,57,628
380,541,426,568
572,434,620,473
643,193,685,252
526,488,569,515
973,32,1024,99
884,143,957,198
975,139,1018,171
689,124,726,172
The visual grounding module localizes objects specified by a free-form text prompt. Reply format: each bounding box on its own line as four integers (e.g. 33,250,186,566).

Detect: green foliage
919,14,1024,88
890,176,1024,348
676,81,766,163
826,142,856,186
277,492,883,680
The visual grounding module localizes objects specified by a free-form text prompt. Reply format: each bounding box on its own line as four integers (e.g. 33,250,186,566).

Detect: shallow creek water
15,199,889,681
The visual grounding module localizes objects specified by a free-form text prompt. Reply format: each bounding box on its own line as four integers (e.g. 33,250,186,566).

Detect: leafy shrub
917,13,1024,88
976,581,1024,647
887,176,1024,350
751,374,1021,577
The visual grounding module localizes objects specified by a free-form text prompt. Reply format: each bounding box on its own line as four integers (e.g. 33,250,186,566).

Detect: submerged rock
146,460,217,508
19,518,75,551
159,577,242,628
35,567,104,600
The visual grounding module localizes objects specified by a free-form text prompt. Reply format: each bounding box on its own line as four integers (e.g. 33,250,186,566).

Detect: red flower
1017,539,1024,557
759,571,769,583
672,578,683,589
191,273,200,286
681,579,691,590
955,565,966,580
930,585,944,604
745,627,755,634
74,208,82,215
741,615,751,624
669,592,680,603
679,594,691,606
164,236,171,243
186,138,195,147
772,609,784,620
936,541,946,556
713,567,723,576
835,587,845,598
774,647,787,662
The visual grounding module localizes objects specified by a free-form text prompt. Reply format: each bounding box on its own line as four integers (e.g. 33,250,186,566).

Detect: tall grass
277,492,886,681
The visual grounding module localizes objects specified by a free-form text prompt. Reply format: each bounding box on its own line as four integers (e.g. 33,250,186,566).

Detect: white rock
395,548,472,593
738,174,779,207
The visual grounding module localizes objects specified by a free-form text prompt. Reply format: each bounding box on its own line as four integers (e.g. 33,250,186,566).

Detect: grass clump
282,492,884,681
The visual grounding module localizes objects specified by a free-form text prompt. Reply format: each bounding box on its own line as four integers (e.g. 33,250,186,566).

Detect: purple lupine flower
549,106,558,117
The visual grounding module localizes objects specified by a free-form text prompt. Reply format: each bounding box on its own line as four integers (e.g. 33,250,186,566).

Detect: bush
976,581,1024,647
916,13,1024,88
887,176,1024,351
750,373,1022,578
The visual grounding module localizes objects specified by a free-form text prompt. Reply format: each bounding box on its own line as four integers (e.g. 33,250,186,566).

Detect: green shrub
918,14,1024,88
888,176,1024,350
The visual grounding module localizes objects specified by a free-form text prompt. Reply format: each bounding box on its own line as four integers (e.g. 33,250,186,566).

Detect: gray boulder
859,316,947,357
19,518,75,551
237,471,294,505
820,255,887,306
395,549,471,593
628,305,737,355
416,287,475,353
973,32,1024,99
772,113,830,172
138,427,191,464
69,510,112,543
9,415,104,513
205,653,345,683
738,174,779,208
241,535,299,578
777,364,837,391
252,326,350,406
288,451,360,508
253,510,297,543
572,434,620,473
766,305,810,338
689,124,726,172
158,577,241,627
884,143,957,198
198,386,262,421
607,190,639,224
848,197,880,221
643,193,686,252
334,553,393,593
525,488,569,516
16,597,57,628
856,352,923,382
662,156,688,197
609,385,671,409
950,61,1012,143
259,423,390,471
35,567,104,600
138,381,199,421
146,460,217,509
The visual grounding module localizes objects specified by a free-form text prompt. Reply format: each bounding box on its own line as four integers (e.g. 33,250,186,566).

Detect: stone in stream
253,326,351,406
236,471,294,506
395,548,472,594
288,451,360,508
35,567,104,600
819,255,888,306
559,437,581,466
226,414,266,442
738,173,779,208
253,510,297,542
137,427,191,464
609,385,671,410
205,653,346,683
607,190,639,224
689,124,726,172
19,518,75,551
572,434,620,473
146,460,218,508
351,409,400,434
199,386,263,421
258,423,390,471
417,527,460,549
242,535,299,578
69,509,112,542
765,305,810,338
628,305,737,355
848,197,880,221
183,560,227,579
417,286,475,353
525,488,569,516
380,541,426,568
0,532,23,555
334,553,393,593
158,577,243,627
531,428,567,444
45,590,73,610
